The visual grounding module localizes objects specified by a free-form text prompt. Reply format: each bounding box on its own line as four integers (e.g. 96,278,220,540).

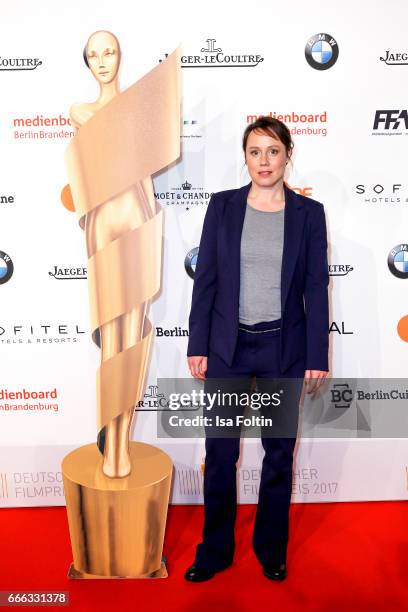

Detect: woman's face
86,31,120,85
245,129,289,189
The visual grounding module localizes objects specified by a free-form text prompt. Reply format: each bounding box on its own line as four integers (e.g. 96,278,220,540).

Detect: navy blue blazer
187,181,329,373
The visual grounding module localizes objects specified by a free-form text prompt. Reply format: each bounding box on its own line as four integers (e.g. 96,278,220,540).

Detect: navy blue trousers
194,318,305,571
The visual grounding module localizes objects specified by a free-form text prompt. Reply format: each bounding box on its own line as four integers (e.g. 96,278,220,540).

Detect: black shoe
184,563,231,582
184,565,216,582
262,562,287,581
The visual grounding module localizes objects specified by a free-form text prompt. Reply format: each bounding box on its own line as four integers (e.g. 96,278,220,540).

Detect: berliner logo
305,33,339,70
388,244,408,279
184,247,199,279
0,251,13,285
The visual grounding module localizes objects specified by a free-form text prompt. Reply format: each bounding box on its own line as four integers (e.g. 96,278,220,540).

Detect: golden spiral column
88,196,163,469
61,48,180,578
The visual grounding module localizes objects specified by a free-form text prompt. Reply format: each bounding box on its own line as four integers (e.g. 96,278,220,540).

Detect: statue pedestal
62,442,173,579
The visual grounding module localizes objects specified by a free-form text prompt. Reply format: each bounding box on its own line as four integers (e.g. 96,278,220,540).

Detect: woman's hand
188,356,208,380
304,370,329,394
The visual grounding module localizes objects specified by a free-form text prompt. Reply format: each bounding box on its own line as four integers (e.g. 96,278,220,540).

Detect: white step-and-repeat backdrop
1,0,407,507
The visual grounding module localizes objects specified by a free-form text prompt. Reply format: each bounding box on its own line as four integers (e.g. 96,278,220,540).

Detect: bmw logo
0,251,13,285
184,247,199,279
305,33,339,70
388,244,408,279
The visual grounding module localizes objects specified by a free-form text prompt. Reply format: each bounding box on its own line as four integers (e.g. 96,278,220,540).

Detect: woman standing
185,116,329,581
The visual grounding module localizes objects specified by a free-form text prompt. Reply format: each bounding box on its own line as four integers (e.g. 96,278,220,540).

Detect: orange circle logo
61,184,75,212
397,315,408,342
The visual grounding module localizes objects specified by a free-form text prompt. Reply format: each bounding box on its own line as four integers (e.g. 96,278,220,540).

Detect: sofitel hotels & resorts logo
355,182,408,204
0,322,86,345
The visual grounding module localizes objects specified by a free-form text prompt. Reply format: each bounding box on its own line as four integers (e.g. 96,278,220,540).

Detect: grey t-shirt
238,203,284,324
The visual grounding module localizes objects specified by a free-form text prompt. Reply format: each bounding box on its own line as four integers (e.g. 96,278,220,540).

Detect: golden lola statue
61,31,181,579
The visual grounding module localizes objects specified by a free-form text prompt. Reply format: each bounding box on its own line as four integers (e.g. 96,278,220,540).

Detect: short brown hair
242,116,294,158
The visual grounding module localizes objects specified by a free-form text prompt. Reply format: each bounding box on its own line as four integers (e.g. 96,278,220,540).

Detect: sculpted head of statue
83,30,121,85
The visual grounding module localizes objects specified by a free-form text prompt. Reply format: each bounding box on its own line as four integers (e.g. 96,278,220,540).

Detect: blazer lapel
224,182,250,318
224,181,306,318
281,183,306,312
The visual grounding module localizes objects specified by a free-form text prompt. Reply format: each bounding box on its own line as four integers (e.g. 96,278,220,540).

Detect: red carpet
0,502,406,611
